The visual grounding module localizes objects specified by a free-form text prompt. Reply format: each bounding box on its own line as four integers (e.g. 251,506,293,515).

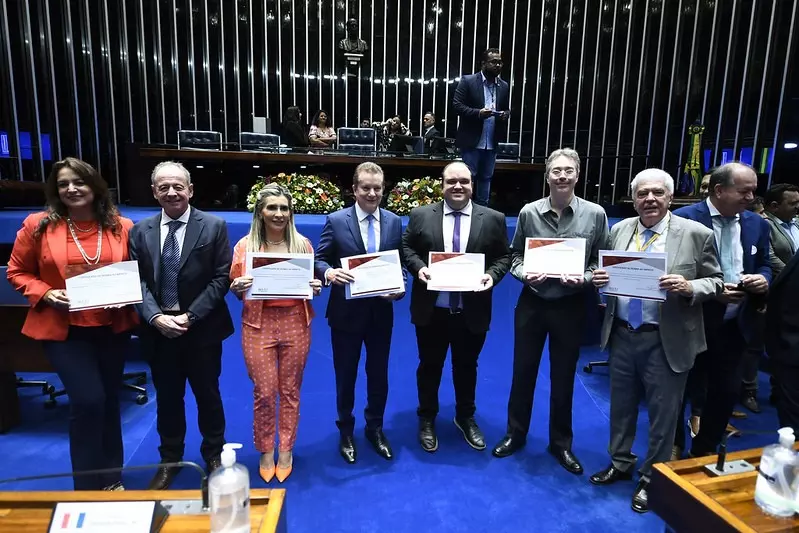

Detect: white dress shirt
435,201,473,309
354,202,381,252
159,206,191,311
706,198,743,320
615,212,670,326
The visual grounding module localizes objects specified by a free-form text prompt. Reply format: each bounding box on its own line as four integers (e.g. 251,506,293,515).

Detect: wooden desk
650,446,799,532
0,489,285,532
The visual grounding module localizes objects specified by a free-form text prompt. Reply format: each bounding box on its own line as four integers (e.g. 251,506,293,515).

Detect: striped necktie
160,220,182,309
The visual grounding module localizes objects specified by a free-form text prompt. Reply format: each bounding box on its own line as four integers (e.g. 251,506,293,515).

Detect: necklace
67,219,102,264
266,239,286,246
67,217,95,233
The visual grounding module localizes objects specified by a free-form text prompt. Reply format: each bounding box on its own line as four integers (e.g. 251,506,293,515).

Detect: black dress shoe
589,464,633,485
454,417,486,450
419,418,438,453
742,393,761,413
147,466,182,490
365,428,393,460
339,435,357,464
548,446,583,475
491,435,526,458
631,479,649,513
207,456,222,474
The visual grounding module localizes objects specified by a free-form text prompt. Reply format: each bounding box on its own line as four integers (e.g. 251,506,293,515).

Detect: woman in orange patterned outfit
229,184,322,483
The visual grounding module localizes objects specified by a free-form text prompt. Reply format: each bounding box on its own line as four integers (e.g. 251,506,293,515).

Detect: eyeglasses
635,189,667,199
549,167,576,177
485,59,503,66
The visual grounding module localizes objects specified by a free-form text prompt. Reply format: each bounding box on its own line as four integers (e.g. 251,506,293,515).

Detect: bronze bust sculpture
338,18,368,54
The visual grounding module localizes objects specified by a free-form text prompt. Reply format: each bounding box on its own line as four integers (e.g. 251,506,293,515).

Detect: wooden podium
0,488,285,532
650,446,799,532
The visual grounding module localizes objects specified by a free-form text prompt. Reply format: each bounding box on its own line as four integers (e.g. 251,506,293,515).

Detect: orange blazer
230,236,315,328
6,212,140,341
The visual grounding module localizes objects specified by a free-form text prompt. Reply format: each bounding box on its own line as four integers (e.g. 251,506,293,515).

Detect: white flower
426,187,432,193
402,194,409,200
305,198,313,204
411,201,419,207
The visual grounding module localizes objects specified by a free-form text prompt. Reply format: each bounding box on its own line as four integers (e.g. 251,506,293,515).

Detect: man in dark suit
452,48,510,206
422,111,441,154
401,161,510,452
766,250,799,433
315,162,404,464
764,183,799,276
673,162,771,457
129,161,234,489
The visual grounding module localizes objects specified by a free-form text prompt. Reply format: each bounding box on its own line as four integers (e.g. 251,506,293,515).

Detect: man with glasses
492,148,608,475
452,48,510,206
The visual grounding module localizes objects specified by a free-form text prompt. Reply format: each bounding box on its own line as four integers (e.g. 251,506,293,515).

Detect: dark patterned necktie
160,220,182,309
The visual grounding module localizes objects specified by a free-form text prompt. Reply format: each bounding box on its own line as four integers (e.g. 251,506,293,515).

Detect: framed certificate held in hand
341,249,405,299
426,252,485,292
64,261,143,312
245,252,314,300
523,238,586,278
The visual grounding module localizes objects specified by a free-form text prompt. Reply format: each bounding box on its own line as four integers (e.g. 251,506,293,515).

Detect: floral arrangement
247,172,345,214
386,177,443,215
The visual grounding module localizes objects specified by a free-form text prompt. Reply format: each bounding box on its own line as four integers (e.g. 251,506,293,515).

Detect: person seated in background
360,119,372,128
422,111,440,154
698,172,712,200
589,169,723,514
371,116,410,151
229,184,322,483
309,110,337,149
281,106,309,148
749,196,766,217
7,157,139,491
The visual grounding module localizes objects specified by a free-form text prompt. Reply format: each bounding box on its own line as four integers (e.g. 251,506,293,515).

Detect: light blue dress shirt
476,73,498,151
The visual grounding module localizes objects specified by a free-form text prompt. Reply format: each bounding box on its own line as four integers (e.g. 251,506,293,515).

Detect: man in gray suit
588,169,723,514
764,183,799,276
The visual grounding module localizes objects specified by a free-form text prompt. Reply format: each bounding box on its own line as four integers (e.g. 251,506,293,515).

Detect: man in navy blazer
315,162,405,464
129,161,234,489
673,162,771,457
453,48,510,206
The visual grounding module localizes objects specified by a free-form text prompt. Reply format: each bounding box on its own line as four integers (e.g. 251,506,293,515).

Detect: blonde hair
247,184,308,253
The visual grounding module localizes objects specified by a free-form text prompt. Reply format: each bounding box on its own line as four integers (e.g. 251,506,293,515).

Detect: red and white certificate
341,250,405,299
64,261,143,312
523,237,586,277
426,252,485,292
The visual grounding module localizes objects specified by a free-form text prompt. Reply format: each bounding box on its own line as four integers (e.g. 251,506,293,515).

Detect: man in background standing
453,48,510,207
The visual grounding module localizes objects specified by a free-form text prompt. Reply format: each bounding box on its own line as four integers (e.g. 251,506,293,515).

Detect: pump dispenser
755,427,796,517
209,443,251,533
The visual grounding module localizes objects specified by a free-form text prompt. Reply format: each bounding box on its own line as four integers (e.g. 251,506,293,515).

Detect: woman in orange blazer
7,157,139,491
230,184,322,483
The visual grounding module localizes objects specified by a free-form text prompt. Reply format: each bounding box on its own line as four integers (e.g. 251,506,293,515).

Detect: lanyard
635,228,659,252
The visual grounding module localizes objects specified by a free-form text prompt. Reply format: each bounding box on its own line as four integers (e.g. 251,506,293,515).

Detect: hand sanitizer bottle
209,443,251,533
755,427,797,517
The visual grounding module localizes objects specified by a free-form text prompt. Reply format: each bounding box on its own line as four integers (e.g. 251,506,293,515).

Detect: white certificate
64,261,143,312
523,237,586,277
599,250,668,301
341,249,405,299
426,252,485,292
246,252,314,300
49,501,161,533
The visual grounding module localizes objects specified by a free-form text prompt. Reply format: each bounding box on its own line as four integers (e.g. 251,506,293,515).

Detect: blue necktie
627,229,654,329
449,211,463,312
366,214,376,254
160,220,182,309
719,216,737,283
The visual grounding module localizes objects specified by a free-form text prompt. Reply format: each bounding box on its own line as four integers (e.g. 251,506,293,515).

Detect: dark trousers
331,316,392,435
772,361,799,435
148,334,225,464
674,356,707,450
460,148,497,206
415,308,486,420
42,326,129,490
608,326,688,481
506,290,586,450
690,319,746,456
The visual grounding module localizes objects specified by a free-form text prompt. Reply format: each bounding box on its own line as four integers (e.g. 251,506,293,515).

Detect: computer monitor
430,136,457,155
388,134,424,154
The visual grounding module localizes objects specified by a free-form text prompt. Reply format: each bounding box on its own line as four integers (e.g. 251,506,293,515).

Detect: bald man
401,162,510,453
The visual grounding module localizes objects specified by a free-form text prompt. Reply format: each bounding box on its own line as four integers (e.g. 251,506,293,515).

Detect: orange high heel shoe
259,464,275,483
275,455,293,483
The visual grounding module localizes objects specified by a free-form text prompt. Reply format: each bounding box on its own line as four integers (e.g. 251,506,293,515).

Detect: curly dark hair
35,157,121,238
310,109,333,129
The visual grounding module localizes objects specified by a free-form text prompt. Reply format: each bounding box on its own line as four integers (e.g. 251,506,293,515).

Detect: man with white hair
129,161,234,489
589,169,723,513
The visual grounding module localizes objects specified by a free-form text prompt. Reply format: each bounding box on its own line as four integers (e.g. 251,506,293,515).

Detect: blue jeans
460,148,497,206
43,326,129,490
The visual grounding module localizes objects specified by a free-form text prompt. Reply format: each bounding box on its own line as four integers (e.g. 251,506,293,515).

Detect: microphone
704,429,775,477
0,461,210,512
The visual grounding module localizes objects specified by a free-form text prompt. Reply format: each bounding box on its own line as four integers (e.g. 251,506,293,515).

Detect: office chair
337,127,376,152
240,132,280,151
496,142,521,161
583,300,609,373
177,130,223,151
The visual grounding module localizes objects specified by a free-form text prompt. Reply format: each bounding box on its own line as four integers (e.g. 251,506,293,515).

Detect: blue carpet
0,207,778,531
